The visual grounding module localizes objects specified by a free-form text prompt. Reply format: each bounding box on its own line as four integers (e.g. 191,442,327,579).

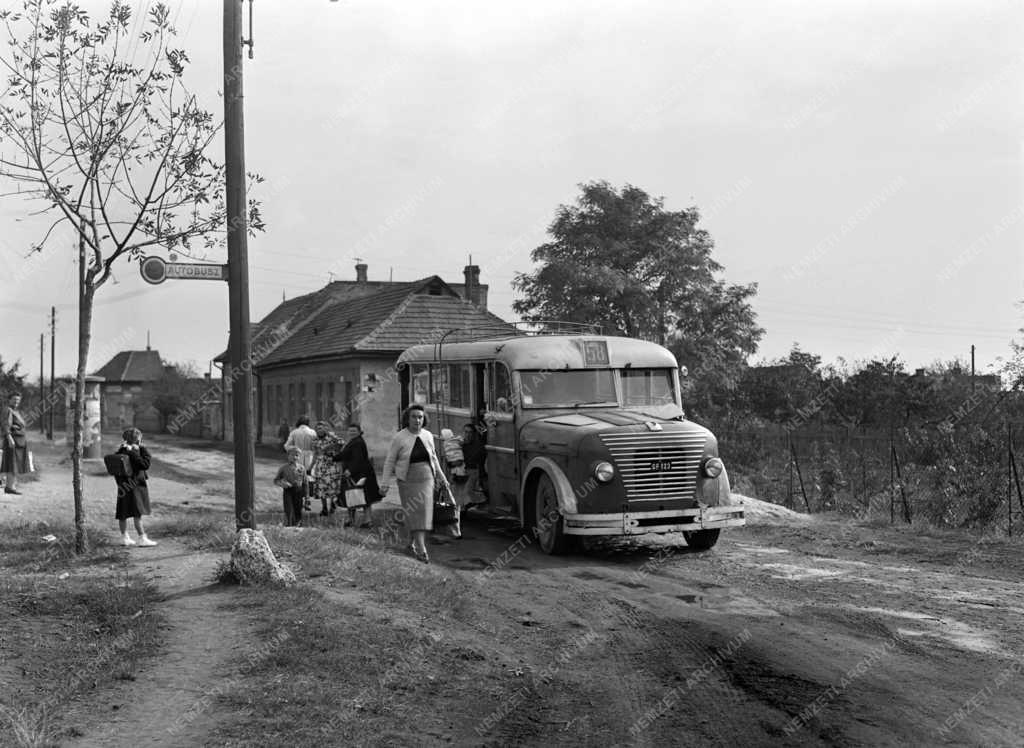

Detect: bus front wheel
534,473,571,555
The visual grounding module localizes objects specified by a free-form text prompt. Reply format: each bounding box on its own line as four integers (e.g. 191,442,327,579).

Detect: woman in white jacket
382,404,449,563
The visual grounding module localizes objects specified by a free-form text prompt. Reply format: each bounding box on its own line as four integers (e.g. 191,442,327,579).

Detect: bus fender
520,456,578,522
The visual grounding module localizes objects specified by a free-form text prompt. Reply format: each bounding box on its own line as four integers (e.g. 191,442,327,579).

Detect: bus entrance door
484,362,518,513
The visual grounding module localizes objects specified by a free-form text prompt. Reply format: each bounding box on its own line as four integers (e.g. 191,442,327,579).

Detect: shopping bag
345,477,366,507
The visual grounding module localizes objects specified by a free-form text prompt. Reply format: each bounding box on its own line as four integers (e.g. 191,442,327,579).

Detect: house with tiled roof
92,347,167,432
218,262,512,453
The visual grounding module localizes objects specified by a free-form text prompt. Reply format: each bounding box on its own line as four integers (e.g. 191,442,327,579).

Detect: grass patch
150,508,238,551
0,520,121,573
207,580,494,747
262,525,474,621
0,522,164,747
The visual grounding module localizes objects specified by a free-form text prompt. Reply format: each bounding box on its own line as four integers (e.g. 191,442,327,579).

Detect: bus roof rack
438,320,603,345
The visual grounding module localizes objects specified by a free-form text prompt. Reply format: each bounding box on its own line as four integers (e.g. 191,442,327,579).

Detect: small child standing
274,447,307,527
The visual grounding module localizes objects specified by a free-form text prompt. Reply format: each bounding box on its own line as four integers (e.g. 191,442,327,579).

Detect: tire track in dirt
62,541,257,748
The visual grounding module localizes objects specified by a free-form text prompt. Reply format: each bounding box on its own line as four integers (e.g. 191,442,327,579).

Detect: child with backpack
107,428,157,547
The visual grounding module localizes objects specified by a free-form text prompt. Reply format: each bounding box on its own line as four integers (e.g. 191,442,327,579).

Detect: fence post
1009,422,1015,538
892,443,911,523
889,427,895,524
790,436,810,512
787,431,794,509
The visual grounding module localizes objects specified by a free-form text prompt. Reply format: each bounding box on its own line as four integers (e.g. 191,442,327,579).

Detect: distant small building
92,348,165,433
216,263,512,455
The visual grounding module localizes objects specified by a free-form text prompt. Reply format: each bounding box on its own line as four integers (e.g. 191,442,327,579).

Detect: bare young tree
0,1,262,551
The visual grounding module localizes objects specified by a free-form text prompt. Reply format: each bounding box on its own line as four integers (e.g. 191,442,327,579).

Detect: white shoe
137,536,158,547
122,534,136,546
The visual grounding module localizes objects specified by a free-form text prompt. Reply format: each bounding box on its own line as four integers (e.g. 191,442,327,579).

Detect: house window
276,384,283,425
288,383,295,423
265,385,274,424
315,381,323,420
298,381,306,417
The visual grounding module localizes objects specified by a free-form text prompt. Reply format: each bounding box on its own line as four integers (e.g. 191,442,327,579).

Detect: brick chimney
355,262,368,283
463,264,480,306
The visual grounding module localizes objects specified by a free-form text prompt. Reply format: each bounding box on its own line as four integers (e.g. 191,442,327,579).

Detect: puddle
758,563,844,581
734,545,790,555
573,571,604,581
616,580,649,589
677,594,709,608
851,606,1003,655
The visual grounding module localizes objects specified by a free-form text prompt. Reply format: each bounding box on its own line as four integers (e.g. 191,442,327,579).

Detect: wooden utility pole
39,333,44,435
224,0,255,530
971,344,975,391
49,306,55,440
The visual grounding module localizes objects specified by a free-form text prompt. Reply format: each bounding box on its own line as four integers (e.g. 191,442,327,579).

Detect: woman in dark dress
1,392,31,494
336,423,383,528
114,428,157,547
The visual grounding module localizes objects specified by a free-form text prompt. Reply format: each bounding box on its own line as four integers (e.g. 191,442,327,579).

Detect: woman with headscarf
336,423,383,528
382,404,448,563
310,420,344,517
1,392,30,495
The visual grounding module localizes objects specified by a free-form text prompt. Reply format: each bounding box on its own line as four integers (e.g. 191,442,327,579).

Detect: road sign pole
224,0,255,531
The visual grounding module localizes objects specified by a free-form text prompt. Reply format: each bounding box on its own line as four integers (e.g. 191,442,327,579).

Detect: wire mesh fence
718,421,1024,534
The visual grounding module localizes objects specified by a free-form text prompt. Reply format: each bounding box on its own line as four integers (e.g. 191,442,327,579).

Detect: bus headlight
702,457,724,478
594,461,615,483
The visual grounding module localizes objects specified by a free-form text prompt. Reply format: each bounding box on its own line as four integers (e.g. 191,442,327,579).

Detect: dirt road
9,435,1024,746
442,508,1024,746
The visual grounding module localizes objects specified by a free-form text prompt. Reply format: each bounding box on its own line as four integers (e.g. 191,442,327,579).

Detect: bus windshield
518,368,677,408
621,368,676,406
520,369,617,407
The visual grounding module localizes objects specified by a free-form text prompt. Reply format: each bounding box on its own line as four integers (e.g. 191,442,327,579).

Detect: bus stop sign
140,256,228,284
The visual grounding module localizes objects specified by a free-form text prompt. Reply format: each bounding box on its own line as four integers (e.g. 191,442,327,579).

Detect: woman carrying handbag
382,404,450,563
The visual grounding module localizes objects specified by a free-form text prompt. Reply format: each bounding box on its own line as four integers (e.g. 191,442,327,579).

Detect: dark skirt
115,480,151,520
1,441,30,474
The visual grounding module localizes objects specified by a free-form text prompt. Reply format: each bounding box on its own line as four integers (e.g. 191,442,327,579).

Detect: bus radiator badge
644,421,663,431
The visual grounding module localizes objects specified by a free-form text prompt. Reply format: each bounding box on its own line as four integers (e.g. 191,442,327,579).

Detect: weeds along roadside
0,520,164,747
187,525,483,746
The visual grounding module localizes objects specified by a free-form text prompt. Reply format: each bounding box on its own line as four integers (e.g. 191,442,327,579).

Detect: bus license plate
649,460,673,472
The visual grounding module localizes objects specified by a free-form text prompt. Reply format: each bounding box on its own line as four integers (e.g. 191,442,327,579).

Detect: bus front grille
599,432,706,504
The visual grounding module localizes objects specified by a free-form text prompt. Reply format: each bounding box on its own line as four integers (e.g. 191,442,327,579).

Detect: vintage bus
396,331,744,554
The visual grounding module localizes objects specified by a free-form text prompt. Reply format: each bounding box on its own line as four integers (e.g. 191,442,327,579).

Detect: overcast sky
1,0,1021,381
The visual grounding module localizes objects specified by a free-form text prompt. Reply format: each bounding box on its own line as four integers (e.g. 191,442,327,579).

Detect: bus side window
492,363,512,413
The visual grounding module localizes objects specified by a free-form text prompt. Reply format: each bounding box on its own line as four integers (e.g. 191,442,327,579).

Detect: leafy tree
137,360,201,431
512,181,762,416
0,1,263,551
740,343,826,424
0,356,27,397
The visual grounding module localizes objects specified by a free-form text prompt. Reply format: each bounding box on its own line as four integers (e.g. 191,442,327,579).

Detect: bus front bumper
562,505,745,536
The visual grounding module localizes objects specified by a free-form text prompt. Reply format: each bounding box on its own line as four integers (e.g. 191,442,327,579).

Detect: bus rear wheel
534,473,571,555
683,529,720,551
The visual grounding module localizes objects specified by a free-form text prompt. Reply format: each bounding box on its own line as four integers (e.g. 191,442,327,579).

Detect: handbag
344,477,366,508
433,481,458,526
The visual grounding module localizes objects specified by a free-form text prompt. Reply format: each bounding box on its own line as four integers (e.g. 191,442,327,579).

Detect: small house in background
92,347,165,433
216,262,512,456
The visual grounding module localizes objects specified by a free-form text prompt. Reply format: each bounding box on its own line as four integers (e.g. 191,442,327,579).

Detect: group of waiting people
274,417,383,527
274,407,488,564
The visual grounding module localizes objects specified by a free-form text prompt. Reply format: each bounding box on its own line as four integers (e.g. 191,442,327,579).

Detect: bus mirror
679,365,688,378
